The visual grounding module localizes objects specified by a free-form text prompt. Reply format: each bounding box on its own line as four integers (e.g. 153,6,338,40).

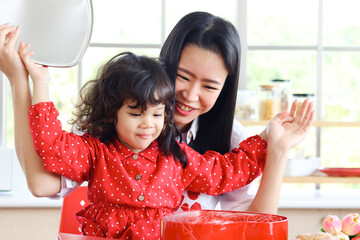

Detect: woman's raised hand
0,24,49,84
266,99,315,151
0,24,27,80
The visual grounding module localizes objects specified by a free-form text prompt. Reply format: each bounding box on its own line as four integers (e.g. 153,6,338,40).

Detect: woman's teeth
178,103,193,112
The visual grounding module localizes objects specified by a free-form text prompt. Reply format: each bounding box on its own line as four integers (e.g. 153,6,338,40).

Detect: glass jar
271,79,292,112
324,92,342,121
258,85,281,120
292,93,315,113
235,90,257,120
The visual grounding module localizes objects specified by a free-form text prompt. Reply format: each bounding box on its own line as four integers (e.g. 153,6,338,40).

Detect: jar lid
259,84,281,89
293,93,315,97
271,79,290,82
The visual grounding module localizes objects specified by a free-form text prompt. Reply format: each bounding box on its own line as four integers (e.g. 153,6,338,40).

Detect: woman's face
174,45,228,131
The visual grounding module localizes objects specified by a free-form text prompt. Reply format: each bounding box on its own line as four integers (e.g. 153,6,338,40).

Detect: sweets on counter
295,232,338,240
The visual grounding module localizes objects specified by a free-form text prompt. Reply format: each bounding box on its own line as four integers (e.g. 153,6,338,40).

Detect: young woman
0,12,314,215
159,11,251,212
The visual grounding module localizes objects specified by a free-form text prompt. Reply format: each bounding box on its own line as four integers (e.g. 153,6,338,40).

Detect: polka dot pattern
29,102,267,239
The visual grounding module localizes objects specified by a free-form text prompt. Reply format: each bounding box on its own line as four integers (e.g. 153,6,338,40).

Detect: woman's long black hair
160,11,241,154
71,52,188,167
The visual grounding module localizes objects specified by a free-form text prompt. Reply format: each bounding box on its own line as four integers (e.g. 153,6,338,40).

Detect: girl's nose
140,117,154,128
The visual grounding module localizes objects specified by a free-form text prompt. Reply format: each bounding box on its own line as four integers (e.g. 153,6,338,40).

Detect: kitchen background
1,0,360,239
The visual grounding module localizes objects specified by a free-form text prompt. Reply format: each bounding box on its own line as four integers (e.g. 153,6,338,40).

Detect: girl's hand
266,99,315,151
18,41,50,104
0,24,28,80
18,42,50,84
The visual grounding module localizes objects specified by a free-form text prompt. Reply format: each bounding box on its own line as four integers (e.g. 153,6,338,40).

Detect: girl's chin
126,140,154,153
130,146,149,153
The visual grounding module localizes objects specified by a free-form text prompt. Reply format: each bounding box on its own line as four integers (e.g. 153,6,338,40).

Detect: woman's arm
247,144,288,214
0,24,61,197
247,99,314,214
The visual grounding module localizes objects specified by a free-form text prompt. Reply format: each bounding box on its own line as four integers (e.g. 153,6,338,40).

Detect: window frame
0,73,7,146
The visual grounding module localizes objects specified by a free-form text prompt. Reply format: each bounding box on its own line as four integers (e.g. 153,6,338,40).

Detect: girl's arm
0,24,61,197
247,99,314,214
29,101,93,182
20,43,93,183
182,134,267,196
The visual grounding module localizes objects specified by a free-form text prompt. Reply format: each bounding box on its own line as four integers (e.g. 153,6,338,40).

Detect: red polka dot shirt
29,102,267,239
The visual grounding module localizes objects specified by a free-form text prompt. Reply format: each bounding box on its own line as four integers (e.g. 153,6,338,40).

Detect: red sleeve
28,102,96,181
181,135,267,195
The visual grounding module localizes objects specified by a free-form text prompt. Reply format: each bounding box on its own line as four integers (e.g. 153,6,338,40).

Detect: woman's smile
175,101,197,116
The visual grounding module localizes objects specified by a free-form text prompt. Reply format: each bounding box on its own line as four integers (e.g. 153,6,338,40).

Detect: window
245,0,360,191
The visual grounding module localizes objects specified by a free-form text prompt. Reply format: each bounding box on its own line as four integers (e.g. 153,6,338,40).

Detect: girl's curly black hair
70,52,187,168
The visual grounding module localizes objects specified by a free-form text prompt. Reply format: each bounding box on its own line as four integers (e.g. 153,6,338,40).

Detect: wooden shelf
283,176,360,184
239,120,360,127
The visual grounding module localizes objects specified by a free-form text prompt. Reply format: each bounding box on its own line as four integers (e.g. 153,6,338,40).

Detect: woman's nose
182,84,200,102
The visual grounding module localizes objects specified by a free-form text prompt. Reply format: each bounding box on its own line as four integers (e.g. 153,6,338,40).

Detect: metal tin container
161,210,288,240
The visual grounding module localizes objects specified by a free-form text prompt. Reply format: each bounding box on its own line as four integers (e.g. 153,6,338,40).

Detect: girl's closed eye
127,104,142,117
129,112,141,117
127,108,142,117
153,113,163,117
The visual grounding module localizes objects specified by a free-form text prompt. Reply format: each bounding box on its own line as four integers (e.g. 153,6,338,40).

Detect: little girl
21,48,267,239
19,44,313,239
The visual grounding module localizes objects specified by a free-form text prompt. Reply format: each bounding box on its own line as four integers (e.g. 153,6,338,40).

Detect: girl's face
174,45,228,132
115,99,165,153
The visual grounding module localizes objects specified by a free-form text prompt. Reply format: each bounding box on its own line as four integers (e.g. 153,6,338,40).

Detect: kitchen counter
1,186,359,240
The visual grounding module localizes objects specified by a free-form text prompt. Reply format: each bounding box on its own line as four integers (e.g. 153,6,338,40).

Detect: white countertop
0,190,62,208
279,189,360,209
1,187,360,209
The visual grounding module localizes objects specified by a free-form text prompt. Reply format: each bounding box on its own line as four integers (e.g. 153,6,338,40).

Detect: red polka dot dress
29,102,267,240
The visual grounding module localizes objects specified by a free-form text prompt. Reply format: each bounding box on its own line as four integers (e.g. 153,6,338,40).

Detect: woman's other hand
248,99,314,214
266,99,315,151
